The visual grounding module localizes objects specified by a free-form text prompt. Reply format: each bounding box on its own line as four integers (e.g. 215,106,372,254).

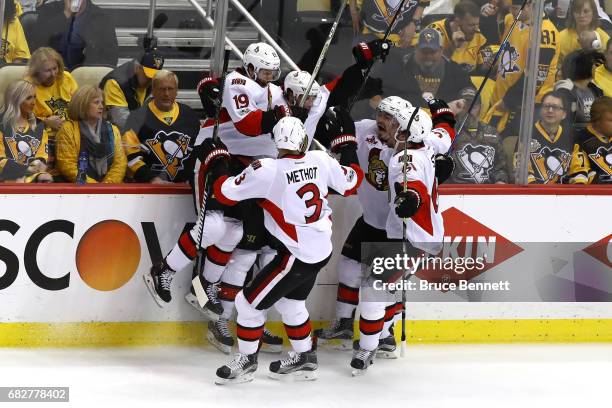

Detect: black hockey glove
318,106,356,150
291,105,309,123
261,105,291,134
434,154,455,184
428,98,456,128
352,39,391,69
394,182,421,218
199,138,230,183
196,77,220,118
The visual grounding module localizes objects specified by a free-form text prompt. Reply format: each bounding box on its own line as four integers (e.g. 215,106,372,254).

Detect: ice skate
313,317,353,350
350,347,376,376
201,279,224,322
268,348,317,381
377,332,398,359
207,318,234,354
260,328,283,353
143,260,175,307
215,353,258,385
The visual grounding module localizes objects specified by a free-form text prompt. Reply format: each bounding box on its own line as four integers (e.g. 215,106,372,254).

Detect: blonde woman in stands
0,80,51,182
559,0,610,63
1,0,30,63
25,47,78,171
56,85,126,183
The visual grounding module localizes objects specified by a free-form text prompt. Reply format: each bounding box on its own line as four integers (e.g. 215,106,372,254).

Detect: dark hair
561,49,605,80
590,96,612,123
3,0,16,24
454,1,480,19
541,91,566,108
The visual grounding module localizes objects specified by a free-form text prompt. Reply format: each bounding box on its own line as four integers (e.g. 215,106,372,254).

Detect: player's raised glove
200,138,230,182
428,98,456,128
262,105,291,134
352,39,391,69
197,77,220,118
394,182,421,218
435,154,455,184
290,105,309,122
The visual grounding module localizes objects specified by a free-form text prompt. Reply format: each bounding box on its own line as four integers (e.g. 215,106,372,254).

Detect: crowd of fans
0,0,610,185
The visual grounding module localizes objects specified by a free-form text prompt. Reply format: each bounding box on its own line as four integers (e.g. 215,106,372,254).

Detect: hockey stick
453,0,530,147
191,47,232,308
399,107,419,358
347,0,408,112
298,0,348,108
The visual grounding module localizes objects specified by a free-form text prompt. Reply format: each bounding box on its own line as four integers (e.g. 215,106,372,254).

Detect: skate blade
214,373,255,385
351,368,368,377
316,338,352,351
376,349,397,359
206,331,232,355
201,307,222,323
185,293,213,317
260,343,282,354
268,370,317,382
143,274,167,308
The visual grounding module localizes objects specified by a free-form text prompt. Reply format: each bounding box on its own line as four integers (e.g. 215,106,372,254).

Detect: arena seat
0,64,28,106
70,66,115,89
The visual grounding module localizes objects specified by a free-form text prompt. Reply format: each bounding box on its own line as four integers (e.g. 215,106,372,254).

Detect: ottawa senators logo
146,131,192,180
5,133,41,164
588,146,612,175
531,146,571,183
366,148,388,191
45,97,69,120
456,143,495,184
499,45,520,79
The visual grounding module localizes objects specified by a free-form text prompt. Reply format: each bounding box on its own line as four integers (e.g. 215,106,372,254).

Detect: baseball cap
140,49,165,79
417,28,442,50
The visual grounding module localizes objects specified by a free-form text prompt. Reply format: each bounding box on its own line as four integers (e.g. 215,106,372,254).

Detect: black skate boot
268,348,318,381
199,279,223,322
215,352,258,385
377,327,397,359
350,347,376,376
313,317,353,350
207,318,234,354
143,260,175,307
260,328,283,354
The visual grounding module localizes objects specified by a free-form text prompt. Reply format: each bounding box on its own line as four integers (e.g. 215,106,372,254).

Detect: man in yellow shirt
594,38,612,97
100,49,165,129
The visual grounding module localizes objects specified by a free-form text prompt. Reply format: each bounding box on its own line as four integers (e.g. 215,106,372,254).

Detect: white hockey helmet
273,116,308,152
284,70,320,100
377,96,432,143
243,42,281,81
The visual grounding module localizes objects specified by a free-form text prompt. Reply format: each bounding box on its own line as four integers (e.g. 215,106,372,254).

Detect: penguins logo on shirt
589,146,612,175
45,97,69,120
531,146,571,183
146,131,192,180
366,148,389,191
371,0,417,26
5,134,41,164
456,143,495,184
499,45,520,79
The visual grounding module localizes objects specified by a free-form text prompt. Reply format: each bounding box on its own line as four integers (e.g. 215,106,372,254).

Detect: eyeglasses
541,104,564,111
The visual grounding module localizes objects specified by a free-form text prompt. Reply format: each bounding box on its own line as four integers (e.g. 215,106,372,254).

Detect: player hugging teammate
142,31,458,381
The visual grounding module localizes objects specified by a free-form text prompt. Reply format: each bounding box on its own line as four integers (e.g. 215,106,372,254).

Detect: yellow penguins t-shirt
559,27,610,64
103,79,147,108
26,71,78,123
1,18,31,63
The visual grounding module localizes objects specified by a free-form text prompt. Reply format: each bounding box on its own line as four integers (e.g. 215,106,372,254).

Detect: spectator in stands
25,47,78,171
1,0,30,63
594,38,612,96
559,0,610,63
555,49,605,130
0,80,48,176
449,87,508,184
100,49,165,129
522,91,574,184
122,70,199,184
55,85,126,183
568,96,612,184
376,28,473,109
423,1,496,75
348,0,430,48
478,0,512,44
32,0,118,70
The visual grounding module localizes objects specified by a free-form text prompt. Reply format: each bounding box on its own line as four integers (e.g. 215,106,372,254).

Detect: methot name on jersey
286,166,318,184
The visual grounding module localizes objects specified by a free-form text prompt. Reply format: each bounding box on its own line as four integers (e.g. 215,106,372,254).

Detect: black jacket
33,0,118,69
100,60,148,112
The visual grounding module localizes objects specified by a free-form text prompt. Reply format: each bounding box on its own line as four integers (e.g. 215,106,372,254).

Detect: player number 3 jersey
214,150,364,263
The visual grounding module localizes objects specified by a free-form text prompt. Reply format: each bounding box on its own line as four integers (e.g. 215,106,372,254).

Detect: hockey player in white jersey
351,99,457,374
197,117,363,384
144,43,290,320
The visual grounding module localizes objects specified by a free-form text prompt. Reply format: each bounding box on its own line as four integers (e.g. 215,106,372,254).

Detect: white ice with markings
0,344,610,407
